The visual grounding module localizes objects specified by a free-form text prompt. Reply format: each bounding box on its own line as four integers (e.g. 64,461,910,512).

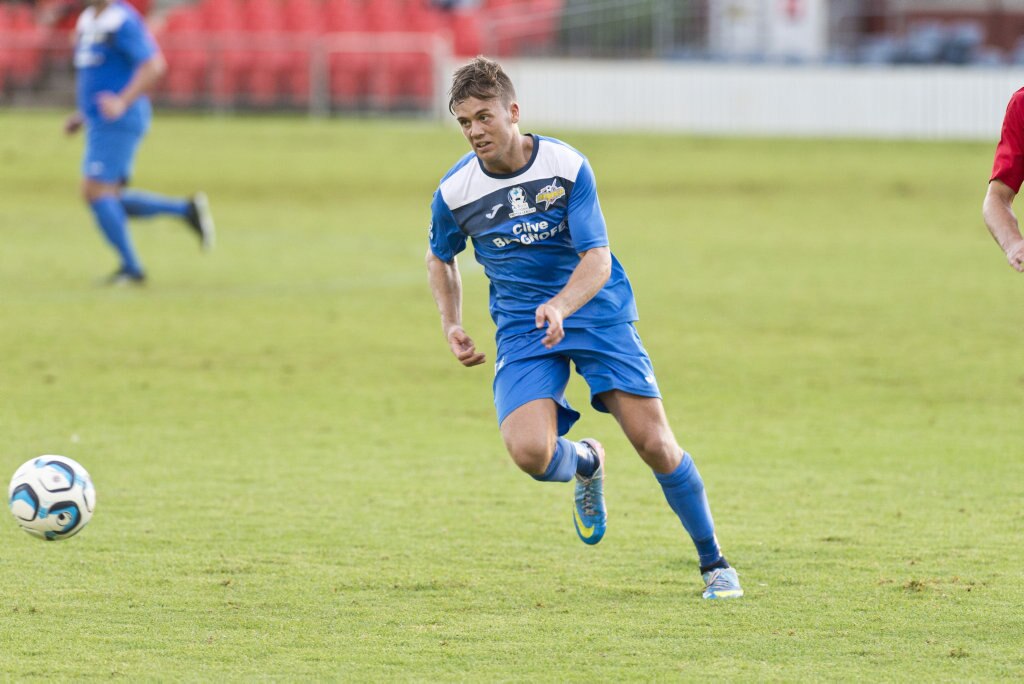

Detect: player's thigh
598,390,681,473
83,126,142,186
494,354,579,442
499,398,560,459
81,178,122,202
571,323,660,414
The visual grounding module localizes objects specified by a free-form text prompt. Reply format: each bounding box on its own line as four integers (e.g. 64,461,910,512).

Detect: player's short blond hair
447,56,516,114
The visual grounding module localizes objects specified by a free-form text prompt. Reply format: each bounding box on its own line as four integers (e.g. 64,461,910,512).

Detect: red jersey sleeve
991,88,1024,193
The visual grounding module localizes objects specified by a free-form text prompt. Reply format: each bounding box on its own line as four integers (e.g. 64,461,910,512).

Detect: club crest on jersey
535,181,566,210
507,186,536,218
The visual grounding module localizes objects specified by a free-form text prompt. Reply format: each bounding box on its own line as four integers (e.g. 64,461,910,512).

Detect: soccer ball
8,455,96,541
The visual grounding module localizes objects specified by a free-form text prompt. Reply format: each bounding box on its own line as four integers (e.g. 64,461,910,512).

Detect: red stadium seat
449,9,483,57
365,0,404,32
283,0,323,33
158,6,209,105
164,6,203,34
364,0,420,109
200,0,245,31
0,5,10,91
281,0,324,105
382,0,443,107
242,0,288,105
125,0,152,16
480,0,561,56
245,0,282,30
406,0,442,34
2,4,46,88
325,0,371,106
197,0,248,104
524,0,561,52
324,0,363,31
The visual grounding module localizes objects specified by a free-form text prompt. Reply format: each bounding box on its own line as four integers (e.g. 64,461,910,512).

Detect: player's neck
517,133,534,171
482,132,533,175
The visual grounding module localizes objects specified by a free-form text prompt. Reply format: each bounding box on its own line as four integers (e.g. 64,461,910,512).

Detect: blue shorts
83,124,144,184
493,322,661,435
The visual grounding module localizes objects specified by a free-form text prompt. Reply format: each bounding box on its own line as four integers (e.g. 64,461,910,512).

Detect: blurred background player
66,0,214,285
426,57,742,600
984,87,1024,272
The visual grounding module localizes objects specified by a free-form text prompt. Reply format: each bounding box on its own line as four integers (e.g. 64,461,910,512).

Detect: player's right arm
426,250,485,367
426,188,484,367
983,180,1024,272
63,111,84,135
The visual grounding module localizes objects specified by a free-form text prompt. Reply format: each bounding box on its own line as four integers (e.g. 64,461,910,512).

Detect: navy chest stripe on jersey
452,177,575,237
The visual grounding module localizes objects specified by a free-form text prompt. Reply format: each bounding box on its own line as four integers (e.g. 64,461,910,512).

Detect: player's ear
509,101,520,124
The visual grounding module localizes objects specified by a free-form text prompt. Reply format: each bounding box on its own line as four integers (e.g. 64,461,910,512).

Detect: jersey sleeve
428,189,467,262
991,90,1024,193
115,14,157,65
567,160,609,253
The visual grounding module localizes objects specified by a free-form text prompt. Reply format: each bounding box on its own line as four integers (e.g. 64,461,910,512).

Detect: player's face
453,96,521,173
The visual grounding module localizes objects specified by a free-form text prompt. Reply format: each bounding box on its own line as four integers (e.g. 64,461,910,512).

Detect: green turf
0,110,1022,680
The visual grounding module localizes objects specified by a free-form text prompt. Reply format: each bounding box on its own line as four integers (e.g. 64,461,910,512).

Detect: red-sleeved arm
991,88,1024,193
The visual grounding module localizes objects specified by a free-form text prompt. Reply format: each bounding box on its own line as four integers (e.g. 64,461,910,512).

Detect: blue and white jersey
429,134,639,340
74,0,156,130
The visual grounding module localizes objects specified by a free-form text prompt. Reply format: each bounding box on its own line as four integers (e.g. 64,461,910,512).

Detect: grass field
0,110,1022,680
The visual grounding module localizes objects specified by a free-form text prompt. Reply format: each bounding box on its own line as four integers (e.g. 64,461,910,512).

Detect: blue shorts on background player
67,0,214,286
426,57,743,600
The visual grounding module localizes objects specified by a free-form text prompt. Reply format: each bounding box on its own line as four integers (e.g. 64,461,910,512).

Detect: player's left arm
536,246,611,349
97,17,165,121
536,156,612,348
97,52,166,121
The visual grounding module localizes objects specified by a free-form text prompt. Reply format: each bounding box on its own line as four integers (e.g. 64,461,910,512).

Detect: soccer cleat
103,268,146,287
185,192,215,251
573,438,607,545
701,566,744,600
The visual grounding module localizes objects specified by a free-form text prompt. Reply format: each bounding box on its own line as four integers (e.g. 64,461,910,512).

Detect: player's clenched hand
1006,239,1024,272
447,326,486,367
535,302,565,349
96,92,127,121
64,112,84,136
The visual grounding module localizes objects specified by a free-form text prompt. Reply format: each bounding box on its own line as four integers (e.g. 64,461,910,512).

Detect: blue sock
120,189,189,218
531,437,578,482
89,196,143,275
654,452,723,568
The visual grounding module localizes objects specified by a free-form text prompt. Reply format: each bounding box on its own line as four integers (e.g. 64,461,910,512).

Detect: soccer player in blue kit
426,57,743,599
66,0,214,285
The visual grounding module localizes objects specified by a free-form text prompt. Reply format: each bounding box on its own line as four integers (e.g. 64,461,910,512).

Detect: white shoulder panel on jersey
76,6,95,28
77,2,130,33
440,138,586,211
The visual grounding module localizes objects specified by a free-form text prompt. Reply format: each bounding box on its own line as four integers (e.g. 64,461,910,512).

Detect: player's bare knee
82,180,114,203
503,434,554,475
634,432,681,470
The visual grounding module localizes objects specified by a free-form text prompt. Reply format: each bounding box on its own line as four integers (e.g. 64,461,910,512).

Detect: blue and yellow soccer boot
573,439,607,545
701,566,744,600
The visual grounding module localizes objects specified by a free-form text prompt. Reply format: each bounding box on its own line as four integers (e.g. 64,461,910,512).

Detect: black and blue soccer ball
8,456,96,541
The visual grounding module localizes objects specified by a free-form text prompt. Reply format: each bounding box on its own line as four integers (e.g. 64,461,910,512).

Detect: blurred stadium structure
3,0,1024,136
